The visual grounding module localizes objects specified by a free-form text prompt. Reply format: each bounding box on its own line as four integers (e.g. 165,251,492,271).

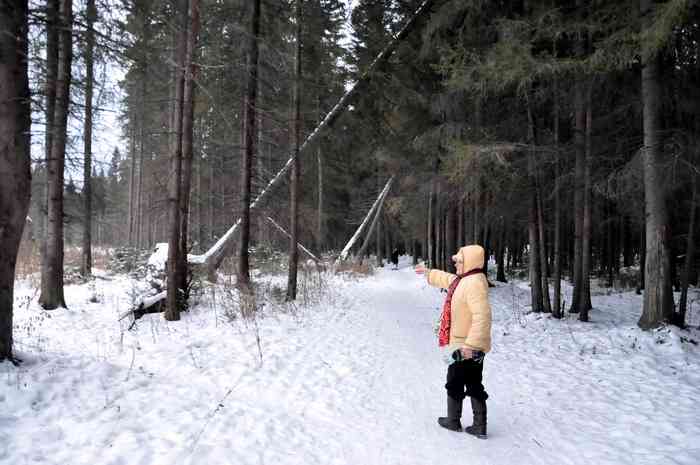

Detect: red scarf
438,268,484,347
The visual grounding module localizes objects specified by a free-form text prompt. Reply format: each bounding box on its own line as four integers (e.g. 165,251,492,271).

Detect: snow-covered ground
2,258,699,465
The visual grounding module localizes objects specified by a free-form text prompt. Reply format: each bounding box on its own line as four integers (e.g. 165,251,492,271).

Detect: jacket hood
459,245,485,272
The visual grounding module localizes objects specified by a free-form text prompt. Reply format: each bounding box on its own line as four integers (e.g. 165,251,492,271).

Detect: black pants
445,358,488,401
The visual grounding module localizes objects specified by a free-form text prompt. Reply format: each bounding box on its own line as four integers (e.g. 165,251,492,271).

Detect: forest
1,1,700,462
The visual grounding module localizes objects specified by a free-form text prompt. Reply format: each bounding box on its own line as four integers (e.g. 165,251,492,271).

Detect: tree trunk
315,95,324,252
42,0,58,290
376,170,383,267
427,158,437,267
446,203,456,273
553,74,562,319
178,0,200,296
165,0,188,321
638,0,674,328
579,82,593,320
677,173,697,328
496,217,507,283
570,77,586,314
457,197,464,247
286,0,302,301
40,0,72,310
526,90,543,312
81,0,96,277
0,0,31,361
537,187,552,313
127,125,136,246
238,0,261,290
529,191,543,312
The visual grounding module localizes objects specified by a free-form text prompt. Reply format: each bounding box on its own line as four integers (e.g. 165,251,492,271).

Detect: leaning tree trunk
677,172,697,328
81,0,96,277
0,0,31,361
238,0,261,291
286,0,302,301
165,0,188,321
40,0,72,310
638,0,674,328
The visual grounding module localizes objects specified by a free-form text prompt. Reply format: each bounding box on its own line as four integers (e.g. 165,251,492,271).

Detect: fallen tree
129,0,436,320
187,0,434,273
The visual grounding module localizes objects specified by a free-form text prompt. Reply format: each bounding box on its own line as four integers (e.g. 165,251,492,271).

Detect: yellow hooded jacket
426,245,492,353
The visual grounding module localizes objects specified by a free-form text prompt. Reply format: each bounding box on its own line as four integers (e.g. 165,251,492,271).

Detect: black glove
451,349,465,362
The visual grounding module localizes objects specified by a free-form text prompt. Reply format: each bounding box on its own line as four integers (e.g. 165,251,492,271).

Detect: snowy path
2,259,700,465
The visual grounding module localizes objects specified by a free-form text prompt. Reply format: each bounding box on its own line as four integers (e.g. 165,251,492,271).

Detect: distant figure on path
390,248,399,270
415,245,492,439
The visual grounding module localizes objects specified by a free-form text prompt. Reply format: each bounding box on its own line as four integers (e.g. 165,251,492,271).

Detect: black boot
437,395,463,431
465,397,487,439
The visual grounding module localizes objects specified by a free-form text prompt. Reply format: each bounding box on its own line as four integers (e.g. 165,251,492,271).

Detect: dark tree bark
238,0,261,291
40,0,72,310
178,0,200,296
529,191,543,312
376,170,383,267
42,0,58,288
427,158,437,267
457,197,464,247
496,217,507,283
446,203,456,273
165,0,188,321
81,0,96,277
570,77,585,314
537,187,552,313
0,0,31,361
286,0,302,300
552,74,562,318
526,91,543,312
677,173,696,328
638,0,674,328
579,82,593,321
